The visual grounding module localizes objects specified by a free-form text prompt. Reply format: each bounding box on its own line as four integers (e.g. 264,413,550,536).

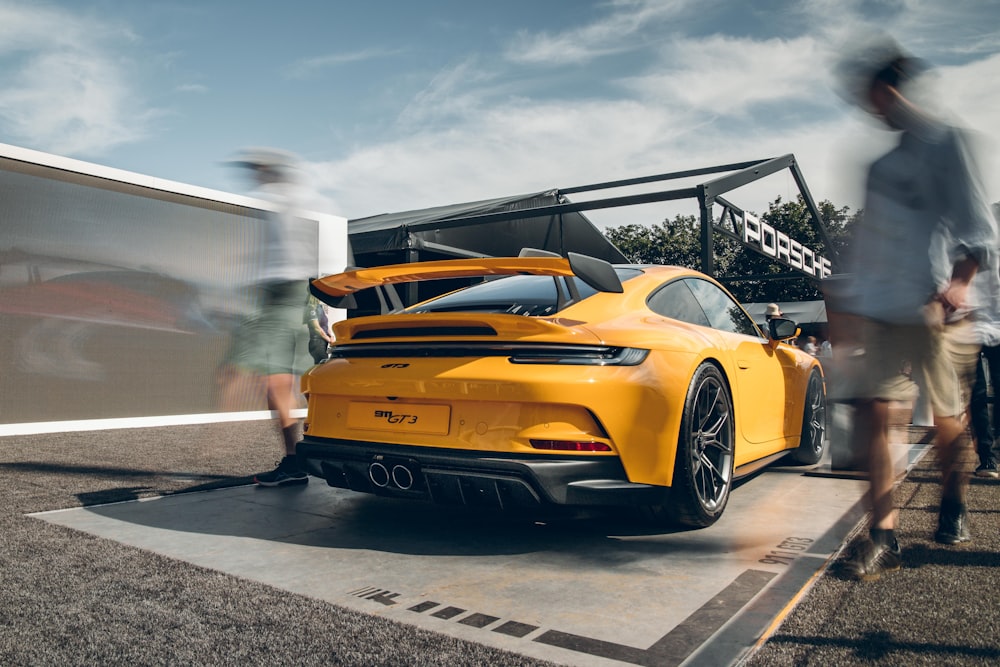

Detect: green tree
603,216,702,267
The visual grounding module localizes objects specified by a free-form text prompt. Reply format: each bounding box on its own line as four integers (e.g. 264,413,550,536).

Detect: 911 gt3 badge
374,409,418,425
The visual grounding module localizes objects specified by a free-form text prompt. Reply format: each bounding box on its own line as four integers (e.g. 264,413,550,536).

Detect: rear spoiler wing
311,249,623,313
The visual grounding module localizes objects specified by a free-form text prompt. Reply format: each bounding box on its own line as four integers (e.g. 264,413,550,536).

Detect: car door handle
737,359,750,369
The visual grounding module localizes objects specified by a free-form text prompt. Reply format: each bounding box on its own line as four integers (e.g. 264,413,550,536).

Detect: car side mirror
768,317,799,341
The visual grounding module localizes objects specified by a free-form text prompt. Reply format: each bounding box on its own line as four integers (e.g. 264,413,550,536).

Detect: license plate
347,402,451,435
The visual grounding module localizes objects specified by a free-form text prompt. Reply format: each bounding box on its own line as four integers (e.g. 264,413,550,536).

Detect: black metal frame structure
342,154,840,315
370,154,839,280
560,154,840,277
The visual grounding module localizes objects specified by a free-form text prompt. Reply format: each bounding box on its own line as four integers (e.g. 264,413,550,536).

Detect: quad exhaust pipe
391,464,414,490
368,461,415,491
368,462,390,488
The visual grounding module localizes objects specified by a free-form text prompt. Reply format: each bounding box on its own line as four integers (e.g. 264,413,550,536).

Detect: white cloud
629,35,828,114
309,0,1000,230
504,0,696,66
874,0,1000,58
396,57,498,129
285,47,401,79
312,88,853,228
0,1,158,156
313,25,853,224
0,1,133,52
176,83,208,94
314,98,674,217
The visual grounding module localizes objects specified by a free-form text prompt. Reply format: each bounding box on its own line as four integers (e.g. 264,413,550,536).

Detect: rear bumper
296,436,667,511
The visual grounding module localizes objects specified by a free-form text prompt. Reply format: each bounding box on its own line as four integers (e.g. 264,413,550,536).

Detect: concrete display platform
33,441,927,667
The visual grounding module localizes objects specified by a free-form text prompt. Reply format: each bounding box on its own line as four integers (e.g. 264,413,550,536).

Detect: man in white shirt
833,37,997,580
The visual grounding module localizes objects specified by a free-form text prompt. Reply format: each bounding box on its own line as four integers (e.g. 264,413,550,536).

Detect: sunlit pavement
34,441,925,667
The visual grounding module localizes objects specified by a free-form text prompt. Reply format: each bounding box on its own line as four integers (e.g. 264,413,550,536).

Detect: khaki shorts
850,317,978,419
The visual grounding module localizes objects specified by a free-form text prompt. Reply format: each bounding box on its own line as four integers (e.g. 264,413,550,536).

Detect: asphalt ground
1,419,998,666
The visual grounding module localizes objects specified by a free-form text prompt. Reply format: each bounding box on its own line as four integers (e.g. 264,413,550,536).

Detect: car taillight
529,439,612,452
510,346,648,366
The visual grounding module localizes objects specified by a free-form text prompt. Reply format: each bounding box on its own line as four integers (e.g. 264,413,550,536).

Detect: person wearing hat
763,303,785,338
832,36,997,580
223,147,318,487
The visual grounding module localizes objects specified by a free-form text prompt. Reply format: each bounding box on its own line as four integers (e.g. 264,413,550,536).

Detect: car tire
650,362,734,529
790,369,827,465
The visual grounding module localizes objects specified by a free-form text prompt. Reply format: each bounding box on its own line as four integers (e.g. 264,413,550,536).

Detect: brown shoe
840,537,902,581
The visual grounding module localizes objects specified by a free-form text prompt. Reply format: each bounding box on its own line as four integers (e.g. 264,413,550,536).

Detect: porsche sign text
741,212,832,278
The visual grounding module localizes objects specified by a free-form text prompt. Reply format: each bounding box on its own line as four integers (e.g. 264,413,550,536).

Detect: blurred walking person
224,147,318,487
831,36,997,580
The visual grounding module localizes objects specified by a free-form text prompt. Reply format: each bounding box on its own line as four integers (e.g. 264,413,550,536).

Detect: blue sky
1,0,999,228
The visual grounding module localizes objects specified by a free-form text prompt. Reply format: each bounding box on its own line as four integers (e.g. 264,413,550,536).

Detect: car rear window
405,268,642,316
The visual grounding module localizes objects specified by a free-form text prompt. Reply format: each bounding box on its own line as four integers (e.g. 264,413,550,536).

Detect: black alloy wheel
666,362,735,528
791,369,827,465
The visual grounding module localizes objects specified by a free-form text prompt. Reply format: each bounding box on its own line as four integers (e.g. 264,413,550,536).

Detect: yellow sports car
299,251,826,528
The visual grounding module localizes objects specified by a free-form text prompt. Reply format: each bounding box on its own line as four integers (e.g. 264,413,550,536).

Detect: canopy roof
348,190,628,264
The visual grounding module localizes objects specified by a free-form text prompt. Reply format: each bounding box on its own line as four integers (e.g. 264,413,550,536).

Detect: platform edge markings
364,568,777,667
685,500,867,667
535,569,776,667
689,440,933,667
